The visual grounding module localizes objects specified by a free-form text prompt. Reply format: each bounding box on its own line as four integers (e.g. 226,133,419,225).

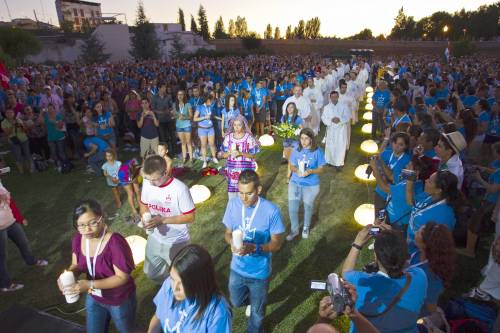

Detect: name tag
91,288,103,297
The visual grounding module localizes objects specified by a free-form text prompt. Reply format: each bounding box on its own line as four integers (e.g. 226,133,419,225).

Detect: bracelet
351,243,363,251
255,243,262,255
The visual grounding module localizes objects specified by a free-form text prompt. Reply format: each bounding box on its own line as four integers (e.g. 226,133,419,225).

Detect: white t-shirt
141,177,195,244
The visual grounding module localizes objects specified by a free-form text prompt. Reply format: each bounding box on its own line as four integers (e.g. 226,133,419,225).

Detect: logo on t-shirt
148,203,172,214
165,194,172,203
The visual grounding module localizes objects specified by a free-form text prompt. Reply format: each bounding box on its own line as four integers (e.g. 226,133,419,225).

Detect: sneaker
245,305,251,317
302,229,309,239
286,231,299,241
35,259,48,266
464,287,492,301
212,157,219,164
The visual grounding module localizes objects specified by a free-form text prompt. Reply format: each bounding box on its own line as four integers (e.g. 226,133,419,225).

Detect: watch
351,243,363,251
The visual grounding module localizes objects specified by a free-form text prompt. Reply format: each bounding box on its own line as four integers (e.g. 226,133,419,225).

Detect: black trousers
159,120,177,156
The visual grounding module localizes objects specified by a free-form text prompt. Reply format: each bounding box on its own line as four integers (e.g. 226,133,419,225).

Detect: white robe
322,102,350,166
339,92,356,148
303,86,324,135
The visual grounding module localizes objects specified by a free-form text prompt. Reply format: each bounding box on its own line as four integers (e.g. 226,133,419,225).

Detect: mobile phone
310,280,327,291
369,227,380,236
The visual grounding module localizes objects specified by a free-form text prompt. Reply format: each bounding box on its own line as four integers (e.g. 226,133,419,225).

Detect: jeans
48,138,68,165
85,293,136,333
229,270,269,333
144,236,189,284
10,140,31,165
88,151,106,175
371,109,385,140
288,182,320,234
0,222,36,288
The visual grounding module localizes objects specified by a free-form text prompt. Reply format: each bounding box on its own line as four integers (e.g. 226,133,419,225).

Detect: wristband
351,243,363,251
255,243,261,255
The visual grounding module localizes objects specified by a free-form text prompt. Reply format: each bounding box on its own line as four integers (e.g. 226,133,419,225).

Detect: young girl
281,102,304,179
157,142,173,177
117,159,142,223
193,95,219,168
221,115,259,200
221,94,240,136
101,149,122,210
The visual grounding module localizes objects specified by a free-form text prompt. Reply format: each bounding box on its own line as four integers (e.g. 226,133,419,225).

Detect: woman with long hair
221,115,259,200
94,101,116,151
173,90,193,165
193,95,219,168
147,244,231,333
412,222,455,316
221,94,240,137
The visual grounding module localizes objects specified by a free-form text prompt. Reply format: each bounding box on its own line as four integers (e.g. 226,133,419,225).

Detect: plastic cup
232,230,243,250
59,270,79,304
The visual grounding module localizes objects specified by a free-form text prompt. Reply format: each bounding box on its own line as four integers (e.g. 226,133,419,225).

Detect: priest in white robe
282,85,312,128
303,78,324,135
322,91,351,170
338,81,355,149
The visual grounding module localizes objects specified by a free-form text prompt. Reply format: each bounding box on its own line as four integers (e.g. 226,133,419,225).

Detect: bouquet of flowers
272,122,301,139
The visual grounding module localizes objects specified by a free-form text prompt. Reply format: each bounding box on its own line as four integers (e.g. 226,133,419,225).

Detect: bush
241,33,262,50
452,39,476,58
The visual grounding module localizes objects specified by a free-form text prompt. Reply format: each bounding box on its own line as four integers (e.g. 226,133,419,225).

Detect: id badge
91,288,103,297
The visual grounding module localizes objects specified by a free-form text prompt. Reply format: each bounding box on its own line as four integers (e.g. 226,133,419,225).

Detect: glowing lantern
365,86,374,93
125,235,147,265
254,162,258,172
360,139,378,154
362,112,372,121
366,97,372,104
361,123,372,134
190,184,211,204
354,204,375,226
367,92,374,99
355,164,375,181
365,103,373,111
259,134,274,147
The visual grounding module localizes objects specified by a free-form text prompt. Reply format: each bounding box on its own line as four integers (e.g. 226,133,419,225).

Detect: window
74,17,79,25
95,11,100,17
80,9,84,17
91,10,94,17
73,8,78,16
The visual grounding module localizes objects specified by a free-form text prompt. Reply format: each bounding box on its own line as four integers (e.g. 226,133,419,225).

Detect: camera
400,169,417,181
369,226,381,236
310,273,353,315
363,262,379,274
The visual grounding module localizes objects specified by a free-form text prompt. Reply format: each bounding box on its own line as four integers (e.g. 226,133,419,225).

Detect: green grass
0,109,490,333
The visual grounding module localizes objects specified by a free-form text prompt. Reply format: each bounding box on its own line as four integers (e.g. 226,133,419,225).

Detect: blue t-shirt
408,253,443,317
238,98,254,121
83,136,109,153
424,149,437,158
96,111,113,136
488,114,500,135
435,89,449,100
387,181,424,227
280,115,303,126
252,87,267,109
392,114,412,128
290,147,326,186
221,107,240,129
188,96,203,108
344,267,427,333
479,111,491,125
424,97,437,107
43,113,66,142
102,160,122,187
462,95,478,108
486,168,500,203
375,150,411,200
153,277,232,333
222,197,285,280
275,84,289,101
196,104,213,128
373,89,391,110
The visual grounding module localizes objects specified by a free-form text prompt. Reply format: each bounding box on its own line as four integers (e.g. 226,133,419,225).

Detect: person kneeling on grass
287,128,325,241
147,244,232,333
84,136,110,176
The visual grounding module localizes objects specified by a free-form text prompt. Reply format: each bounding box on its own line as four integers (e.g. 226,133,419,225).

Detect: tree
294,20,305,39
228,19,236,38
234,16,248,38
129,1,160,60
285,25,294,39
197,5,210,40
264,24,273,39
274,26,281,40
79,33,110,64
0,27,41,64
190,14,198,34
169,34,185,58
213,16,228,39
178,8,186,31
60,20,74,34
346,28,374,40
305,17,321,39
81,19,93,35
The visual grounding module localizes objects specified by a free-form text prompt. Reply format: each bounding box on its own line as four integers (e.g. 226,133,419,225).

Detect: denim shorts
197,126,215,137
176,126,192,133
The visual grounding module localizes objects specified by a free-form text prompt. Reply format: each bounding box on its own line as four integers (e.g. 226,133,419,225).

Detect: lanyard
393,115,408,128
85,226,107,279
389,152,404,170
241,198,260,232
243,99,249,112
408,252,428,270
409,199,446,230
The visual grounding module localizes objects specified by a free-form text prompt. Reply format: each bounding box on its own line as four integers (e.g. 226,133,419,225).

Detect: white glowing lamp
367,92,374,99
365,103,373,111
360,139,378,154
258,134,274,147
190,184,211,204
365,86,374,93
254,162,258,172
354,164,376,181
354,204,375,226
366,97,372,104
361,123,372,134
362,112,372,121
125,235,147,265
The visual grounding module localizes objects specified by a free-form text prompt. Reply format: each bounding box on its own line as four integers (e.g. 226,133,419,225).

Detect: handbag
418,307,450,333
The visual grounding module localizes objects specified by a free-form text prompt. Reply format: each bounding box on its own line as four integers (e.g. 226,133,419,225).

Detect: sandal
1,283,24,292
35,259,48,266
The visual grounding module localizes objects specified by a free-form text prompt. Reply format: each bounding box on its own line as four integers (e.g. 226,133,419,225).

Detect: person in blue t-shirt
94,101,116,150
391,98,412,132
461,86,478,108
459,142,500,258
474,99,491,137
223,170,285,333
372,80,391,140
252,80,268,137
373,132,412,217
193,95,219,168
342,227,427,333
406,171,460,256
221,94,240,136
286,128,325,240
83,136,110,175
239,89,255,128
411,222,455,317
148,244,232,333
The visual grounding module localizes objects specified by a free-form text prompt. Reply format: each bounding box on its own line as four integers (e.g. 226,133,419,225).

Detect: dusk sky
3,0,497,37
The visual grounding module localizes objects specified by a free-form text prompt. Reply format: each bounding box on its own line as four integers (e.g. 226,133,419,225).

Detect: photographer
341,227,427,333
137,98,160,158
434,131,466,189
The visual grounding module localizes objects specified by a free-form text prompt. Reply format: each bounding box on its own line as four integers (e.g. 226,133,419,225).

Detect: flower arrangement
272,122,301,139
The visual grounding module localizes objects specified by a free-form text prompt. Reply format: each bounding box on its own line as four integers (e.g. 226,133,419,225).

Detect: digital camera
400,169,417,181
310,273,353,315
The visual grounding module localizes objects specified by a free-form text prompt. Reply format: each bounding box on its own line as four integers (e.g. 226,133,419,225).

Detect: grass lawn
0,107,491,332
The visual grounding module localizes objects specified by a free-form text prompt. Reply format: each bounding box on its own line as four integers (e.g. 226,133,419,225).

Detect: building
0,18,57,30
55,0,102,32
152,23,215,58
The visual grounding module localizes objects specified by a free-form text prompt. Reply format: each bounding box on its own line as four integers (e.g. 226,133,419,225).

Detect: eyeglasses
76,217,102,230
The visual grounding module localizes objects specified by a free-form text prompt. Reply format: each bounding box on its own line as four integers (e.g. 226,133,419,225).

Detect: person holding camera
434,131,466,189
341,226,427,333
137,98,160,158
1,108,32,173
222,170,285,333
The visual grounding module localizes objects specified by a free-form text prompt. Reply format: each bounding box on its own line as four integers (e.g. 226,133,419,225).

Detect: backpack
32,154,48,172
444,297,497,333
118,159,139,184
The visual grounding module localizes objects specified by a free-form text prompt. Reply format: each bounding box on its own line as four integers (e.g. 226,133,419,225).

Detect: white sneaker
245,305,251,317
286,231,299,241
302,229,309,239
212,157,219,164
202,161,208,168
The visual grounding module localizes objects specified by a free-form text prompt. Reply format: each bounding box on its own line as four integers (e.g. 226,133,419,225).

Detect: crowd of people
0,51,499,333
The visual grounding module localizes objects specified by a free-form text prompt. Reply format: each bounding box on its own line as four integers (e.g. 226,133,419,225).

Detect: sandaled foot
1,283,24,292
36,259,48,266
